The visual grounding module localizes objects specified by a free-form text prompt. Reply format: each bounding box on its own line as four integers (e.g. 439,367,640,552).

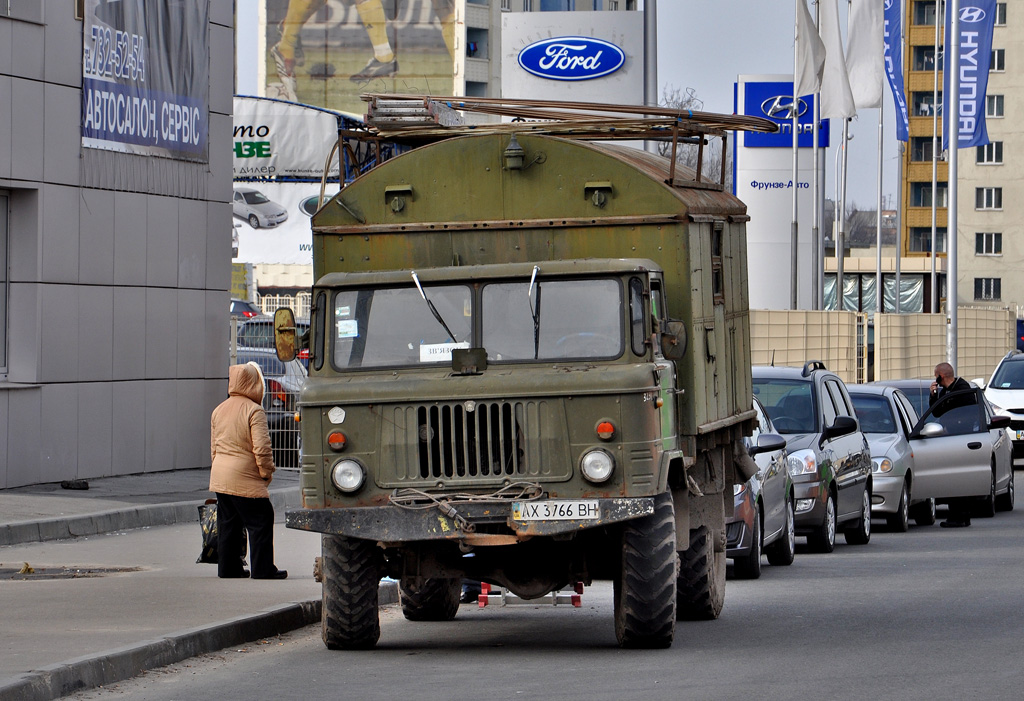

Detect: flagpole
876,101,884,314
812,0,822,311
792,0,801,310
930,0,940,312
837,119,849,309
947,0,960,367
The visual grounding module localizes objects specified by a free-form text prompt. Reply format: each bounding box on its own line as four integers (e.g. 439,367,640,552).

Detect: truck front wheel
400,578,461,621
677,525,726,620
321,534,381,650
613,490,677,649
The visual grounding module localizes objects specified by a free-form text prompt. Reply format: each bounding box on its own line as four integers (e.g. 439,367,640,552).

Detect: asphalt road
66,506,1024,701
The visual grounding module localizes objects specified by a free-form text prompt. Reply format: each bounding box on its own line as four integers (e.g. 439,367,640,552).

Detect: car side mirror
913,422,946,439
990,415,1011,430
749,432,787,457
659,320,687,361
822,415,857,442
274,307,297,362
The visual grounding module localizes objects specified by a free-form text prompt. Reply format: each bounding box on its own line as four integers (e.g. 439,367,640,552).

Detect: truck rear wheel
677,525,726,620
613,491,677,649
321,534,381,650
400,578,461,622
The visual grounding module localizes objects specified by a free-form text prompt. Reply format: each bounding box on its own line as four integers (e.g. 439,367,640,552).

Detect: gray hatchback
752,362,873,553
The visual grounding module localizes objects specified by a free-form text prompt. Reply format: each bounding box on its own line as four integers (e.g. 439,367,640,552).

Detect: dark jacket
930,376,971,406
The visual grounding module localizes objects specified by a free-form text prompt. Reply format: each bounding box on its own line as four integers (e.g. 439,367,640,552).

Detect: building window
911,181,948,207
910,227,947,253
975,278,1001,301
609,0,618,8
540,0,574,9
913,0,943,26
911,136,937,161
991,48,1005,71
913,91,942,116
976,187,1003,209
913,45,942,71
997,2,1007,24
976,232,1002,255
523,0,533,9
977,142,1003,164
988,94,1004,117
0,192,7,374
501,0,510,9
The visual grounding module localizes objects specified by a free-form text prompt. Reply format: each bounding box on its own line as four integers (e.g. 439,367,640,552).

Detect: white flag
794,0,826,98
846,0,884,108
819,0,857,119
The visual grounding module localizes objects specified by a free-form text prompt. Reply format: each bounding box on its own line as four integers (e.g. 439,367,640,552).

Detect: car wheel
765,496,796,566
910,498,936,526
249,214,260,229
845,486,872,545
886,482,910,533
807,491,836,553
996,466,1014,512
974,466,997,518
732,503,762,580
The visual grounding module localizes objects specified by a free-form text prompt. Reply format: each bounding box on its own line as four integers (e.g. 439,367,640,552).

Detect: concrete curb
0,580,399,701
0,488,300,547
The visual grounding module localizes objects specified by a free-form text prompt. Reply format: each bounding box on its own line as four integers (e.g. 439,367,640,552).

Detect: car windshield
752,378,816,434
242,191,270,205
482,279,623,361
850,394,896,434
990,359,1024,389
332,285,473,369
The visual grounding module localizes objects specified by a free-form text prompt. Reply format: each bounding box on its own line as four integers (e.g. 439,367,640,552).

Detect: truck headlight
331,459,366,493
580,449,614,483
788,449,817,476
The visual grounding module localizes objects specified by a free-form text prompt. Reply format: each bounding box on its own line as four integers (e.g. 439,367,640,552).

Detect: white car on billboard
233,187,288,229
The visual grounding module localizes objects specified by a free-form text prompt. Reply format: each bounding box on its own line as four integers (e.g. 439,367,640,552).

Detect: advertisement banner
232,181,339,265
942,0,996,150
883,0,910,142
233,97,344,179
81,0,210,161
264,0,457,115
742,81,830,149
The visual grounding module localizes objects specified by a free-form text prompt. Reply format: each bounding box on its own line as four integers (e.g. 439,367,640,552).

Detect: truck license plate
512,500,599,521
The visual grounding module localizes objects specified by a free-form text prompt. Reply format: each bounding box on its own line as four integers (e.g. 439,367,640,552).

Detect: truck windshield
482,279,623,361
332,286,472,369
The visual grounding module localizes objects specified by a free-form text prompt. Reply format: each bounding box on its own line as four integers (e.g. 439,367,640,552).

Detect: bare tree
657,86,732,189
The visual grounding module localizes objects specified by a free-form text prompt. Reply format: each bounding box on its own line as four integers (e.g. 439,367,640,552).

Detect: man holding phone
929,362,974,528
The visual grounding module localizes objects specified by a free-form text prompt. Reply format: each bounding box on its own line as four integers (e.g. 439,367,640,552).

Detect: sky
235,0,900,210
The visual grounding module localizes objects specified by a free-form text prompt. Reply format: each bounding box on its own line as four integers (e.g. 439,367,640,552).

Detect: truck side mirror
660,320,687,360
274,307,298,362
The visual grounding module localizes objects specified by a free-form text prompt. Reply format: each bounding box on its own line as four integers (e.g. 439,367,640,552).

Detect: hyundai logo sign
761,96,808,120
959,7,986,22
517,37,625,81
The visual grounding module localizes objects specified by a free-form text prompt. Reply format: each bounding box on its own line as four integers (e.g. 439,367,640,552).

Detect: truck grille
380,400,571,486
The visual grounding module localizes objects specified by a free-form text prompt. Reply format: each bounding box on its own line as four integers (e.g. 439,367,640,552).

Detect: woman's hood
228,363,264,403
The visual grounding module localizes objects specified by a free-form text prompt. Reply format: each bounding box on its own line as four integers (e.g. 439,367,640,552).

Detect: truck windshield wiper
411,271,457,342
528,265,541,359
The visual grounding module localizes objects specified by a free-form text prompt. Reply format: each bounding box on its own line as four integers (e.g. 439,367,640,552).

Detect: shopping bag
196,499,249,565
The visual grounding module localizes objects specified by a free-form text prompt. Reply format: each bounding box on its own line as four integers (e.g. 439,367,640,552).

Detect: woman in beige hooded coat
209,362,287,579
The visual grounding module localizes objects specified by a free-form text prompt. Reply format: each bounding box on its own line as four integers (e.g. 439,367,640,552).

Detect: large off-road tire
765,496,796,567
677,525,726,621
613,491,677,649
844,486,872,545
807,491,837,553
996,468,1014,512
732,504,762,580
321,534,381,650
399,578,461,622
886,482,910,532
910,497,936,526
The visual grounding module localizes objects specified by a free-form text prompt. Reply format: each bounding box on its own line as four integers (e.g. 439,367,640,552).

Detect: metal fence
228,318,304,470
258,292,312,318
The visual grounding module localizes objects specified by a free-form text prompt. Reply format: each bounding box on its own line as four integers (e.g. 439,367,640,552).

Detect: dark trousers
946,497,973,525
216,492,277,578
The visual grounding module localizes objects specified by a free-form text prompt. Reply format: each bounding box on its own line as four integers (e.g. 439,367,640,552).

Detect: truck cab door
646,278,677,450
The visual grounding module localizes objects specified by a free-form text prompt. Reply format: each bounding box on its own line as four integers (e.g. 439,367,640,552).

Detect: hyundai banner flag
883,0,910,142
942,0,996,150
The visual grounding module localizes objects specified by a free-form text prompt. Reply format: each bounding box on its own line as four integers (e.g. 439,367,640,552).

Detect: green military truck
276,99,775,649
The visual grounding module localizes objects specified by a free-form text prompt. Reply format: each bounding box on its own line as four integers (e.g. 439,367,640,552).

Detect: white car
233,187,288,229
977,350,1024,468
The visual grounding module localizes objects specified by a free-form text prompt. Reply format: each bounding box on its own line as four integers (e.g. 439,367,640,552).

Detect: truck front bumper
286,498,655,545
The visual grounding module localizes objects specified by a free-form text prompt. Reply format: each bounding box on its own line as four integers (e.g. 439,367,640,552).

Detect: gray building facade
0,1,233,488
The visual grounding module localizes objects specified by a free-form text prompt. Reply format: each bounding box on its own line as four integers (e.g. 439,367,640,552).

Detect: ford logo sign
517,36,625,81
760,95,808,120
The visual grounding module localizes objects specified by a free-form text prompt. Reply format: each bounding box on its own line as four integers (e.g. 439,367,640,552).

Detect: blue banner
943,0,996,150
883,0,910,142
740,81,830,149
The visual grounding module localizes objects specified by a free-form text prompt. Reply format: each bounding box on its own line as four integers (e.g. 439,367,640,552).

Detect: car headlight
872,457,893,474
787,449,817,476
331,459,366,493
580,449,615,483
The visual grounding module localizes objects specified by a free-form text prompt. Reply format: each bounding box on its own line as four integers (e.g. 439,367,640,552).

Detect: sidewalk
0,469,397,701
